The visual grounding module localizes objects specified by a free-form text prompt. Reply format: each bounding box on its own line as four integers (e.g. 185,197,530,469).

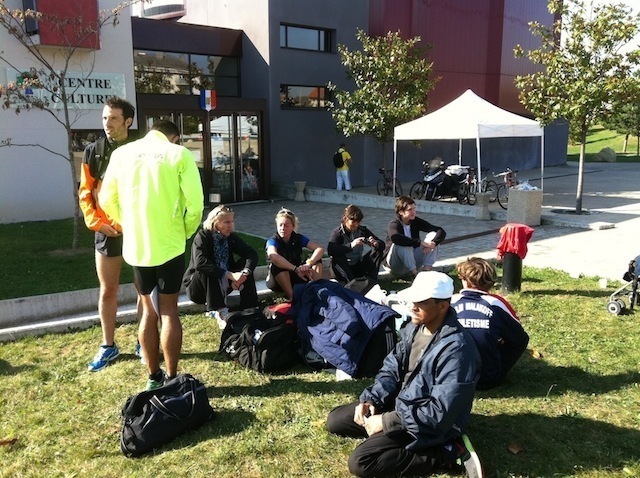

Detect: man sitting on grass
326,271,484,477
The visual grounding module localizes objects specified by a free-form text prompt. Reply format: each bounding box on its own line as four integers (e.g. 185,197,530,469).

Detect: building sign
5,69,126,110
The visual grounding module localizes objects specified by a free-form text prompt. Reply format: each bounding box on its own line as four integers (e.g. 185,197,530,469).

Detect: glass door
209,114,235,203
238,114,261,200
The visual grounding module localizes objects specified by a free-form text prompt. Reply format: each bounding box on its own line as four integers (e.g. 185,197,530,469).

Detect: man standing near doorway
335,143,352,191
79,97,139,372
100,120,204,390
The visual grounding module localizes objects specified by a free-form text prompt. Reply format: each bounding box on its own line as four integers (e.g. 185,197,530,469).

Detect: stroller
606,254,640,315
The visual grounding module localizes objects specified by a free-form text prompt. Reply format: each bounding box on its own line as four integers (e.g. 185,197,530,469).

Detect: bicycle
494,168,517,209
465,167,497,205
377,168,403,196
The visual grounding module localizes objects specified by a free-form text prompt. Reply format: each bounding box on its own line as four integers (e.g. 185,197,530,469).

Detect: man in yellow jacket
100,120,204,390
336,143,352,191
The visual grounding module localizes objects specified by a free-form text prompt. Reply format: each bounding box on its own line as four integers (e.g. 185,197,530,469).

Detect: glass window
134,49,240,97
280,24,332,52
280,85,328,109
134,50,190,94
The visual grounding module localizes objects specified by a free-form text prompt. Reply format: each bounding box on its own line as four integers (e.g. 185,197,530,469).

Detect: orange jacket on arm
78,140,122,233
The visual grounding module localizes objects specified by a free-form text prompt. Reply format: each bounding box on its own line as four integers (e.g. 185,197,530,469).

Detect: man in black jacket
383,195,446,278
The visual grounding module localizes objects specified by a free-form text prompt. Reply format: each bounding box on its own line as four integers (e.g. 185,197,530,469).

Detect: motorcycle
409,159,469,203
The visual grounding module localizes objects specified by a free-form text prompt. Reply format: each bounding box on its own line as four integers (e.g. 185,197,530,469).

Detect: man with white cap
326,271,483,477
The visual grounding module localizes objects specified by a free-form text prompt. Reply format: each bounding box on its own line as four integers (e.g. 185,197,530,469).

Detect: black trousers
331,251,382,284
326,401,448,477
184,264,258,311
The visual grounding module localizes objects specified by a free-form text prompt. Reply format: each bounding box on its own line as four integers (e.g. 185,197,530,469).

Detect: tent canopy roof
394,89,542,141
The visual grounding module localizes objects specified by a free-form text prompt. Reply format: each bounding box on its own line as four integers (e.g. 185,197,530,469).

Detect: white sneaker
216,308,230,330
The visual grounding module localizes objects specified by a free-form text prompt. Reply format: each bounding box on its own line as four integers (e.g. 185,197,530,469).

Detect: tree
329,29,438,169
603,71,640,157
0,0,144,248
514,0,640,214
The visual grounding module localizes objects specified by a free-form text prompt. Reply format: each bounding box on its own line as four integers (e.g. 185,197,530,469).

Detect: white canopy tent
393,89,545,188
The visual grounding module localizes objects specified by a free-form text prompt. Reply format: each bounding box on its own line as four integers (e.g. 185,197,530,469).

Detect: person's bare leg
96,252,123,345
275,271,294,300
158,292,181,377
138,294,160,375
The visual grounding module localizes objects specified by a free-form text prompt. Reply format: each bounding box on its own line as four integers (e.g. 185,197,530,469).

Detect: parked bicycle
377,167,403,197
495,167,517,209
464,167,498,205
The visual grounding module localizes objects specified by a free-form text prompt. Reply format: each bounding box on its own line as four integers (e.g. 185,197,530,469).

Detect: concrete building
0,0,565,223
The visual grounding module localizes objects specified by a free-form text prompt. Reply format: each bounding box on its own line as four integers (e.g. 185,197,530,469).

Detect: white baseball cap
397,271,454,303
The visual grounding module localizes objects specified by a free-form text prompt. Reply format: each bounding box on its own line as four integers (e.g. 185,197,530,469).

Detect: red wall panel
369,0,552,115
37,0,100,49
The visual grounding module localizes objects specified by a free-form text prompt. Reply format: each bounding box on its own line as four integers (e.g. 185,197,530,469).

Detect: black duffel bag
120,373,215,457
220,307,298,373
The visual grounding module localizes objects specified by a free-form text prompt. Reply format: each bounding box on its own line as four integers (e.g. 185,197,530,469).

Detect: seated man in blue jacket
326,271,483,478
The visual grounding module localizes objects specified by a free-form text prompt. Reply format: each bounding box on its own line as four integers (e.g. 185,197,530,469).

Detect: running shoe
87,344,120,372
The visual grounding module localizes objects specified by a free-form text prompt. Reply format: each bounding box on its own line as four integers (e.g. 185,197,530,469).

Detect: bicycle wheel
483,180,498,202
376,179,385,196
393,179,403,197
467,182,477,205
409,182,424,199
458,183,469,204
497,184,509,209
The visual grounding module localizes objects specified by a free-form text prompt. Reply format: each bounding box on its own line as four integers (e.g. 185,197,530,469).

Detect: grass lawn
0,219,267,300
1,268,639,477
567,125,640,162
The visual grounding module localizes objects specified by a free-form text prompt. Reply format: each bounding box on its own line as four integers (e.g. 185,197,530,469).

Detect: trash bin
506,187,543,226
497,223,534,293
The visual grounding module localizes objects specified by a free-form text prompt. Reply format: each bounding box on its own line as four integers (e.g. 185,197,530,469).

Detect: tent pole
458,138,462,165
393,139,397,191
476,134,482,184
541,129,545,192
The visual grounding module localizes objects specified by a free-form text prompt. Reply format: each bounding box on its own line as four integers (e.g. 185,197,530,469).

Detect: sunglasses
213,205,233,216
278,207,295,217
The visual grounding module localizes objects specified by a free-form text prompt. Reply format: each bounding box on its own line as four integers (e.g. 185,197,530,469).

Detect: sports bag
220,308,298,373
332,151,344,168
120,374,215,457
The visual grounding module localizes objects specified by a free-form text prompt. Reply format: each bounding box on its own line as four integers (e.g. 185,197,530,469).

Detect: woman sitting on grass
183,205,259,330
265,207,324,300
328,204,385,284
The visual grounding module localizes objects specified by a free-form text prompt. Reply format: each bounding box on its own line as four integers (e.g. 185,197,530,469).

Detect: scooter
409,159,469,202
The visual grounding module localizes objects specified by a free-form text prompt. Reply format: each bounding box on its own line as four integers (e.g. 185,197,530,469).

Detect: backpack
219,307,299,373
332,151,344,168
355,315,398,378
120,374,215,457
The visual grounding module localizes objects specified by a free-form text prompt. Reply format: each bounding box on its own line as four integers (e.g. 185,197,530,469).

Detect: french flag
200,90,217,111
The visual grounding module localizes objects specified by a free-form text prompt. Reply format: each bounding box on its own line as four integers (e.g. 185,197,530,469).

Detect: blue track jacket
359,308,481,451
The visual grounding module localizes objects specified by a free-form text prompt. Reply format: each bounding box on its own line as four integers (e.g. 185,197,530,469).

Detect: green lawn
1,268,639,477
0,220,267,300
567,125,640,162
